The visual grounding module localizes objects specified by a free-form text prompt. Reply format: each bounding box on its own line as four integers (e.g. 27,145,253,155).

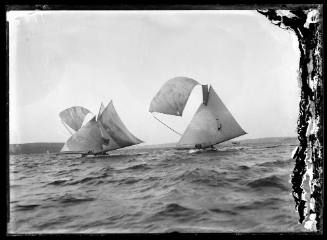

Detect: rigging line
151,114,182,136
210,131,248,147
61,120,74,136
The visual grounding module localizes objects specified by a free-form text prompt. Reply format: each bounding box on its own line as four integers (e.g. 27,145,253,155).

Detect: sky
8,10,300,145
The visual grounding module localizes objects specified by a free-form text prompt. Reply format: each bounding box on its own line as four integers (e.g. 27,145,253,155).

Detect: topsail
149,76,199,116
59,106,91,132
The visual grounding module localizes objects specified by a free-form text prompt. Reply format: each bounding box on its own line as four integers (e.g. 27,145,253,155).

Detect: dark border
4,3,321,11
4,3,326,237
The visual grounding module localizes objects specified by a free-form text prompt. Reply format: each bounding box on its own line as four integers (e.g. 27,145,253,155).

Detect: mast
202,84,209,105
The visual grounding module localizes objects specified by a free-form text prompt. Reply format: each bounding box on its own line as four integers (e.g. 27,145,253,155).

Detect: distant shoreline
9,136,298,155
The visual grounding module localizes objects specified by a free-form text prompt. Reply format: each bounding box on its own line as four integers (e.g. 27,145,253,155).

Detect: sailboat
149,76,246,150
59,100,143,157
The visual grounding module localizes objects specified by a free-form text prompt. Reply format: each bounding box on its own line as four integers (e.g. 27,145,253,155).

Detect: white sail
97,102,106,120
81,112,96,128
97,120,121,151
59,106,91,131
60,117,105,153
96,102,117,150
149,76,199,116
60,142,70,152
97,101,143,150
177,86,246,148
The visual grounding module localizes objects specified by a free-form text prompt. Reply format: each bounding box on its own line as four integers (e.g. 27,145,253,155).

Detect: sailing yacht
59,101,143,156
149,76,246,150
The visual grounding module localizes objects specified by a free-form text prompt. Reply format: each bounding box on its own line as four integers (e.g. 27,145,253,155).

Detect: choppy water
8,138,306,233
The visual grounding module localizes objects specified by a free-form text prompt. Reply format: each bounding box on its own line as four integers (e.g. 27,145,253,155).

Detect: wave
143,176,160,182
34,215,76,229
246,175,289,191
209,208,237,215
217,146,246,152
238,165,250,170
150,203,200,219
234,197,284,211
15,204,40,211
71,173,109,185
265,145,283,149
118,177,142,185
47,171,108,186
55,168,80,176
57,194,95,204
47,179,72,186
48,167,112,186
173,168,228,187
256,159,290,168
68,162,82,167
123,163,152,171
21,163,38,169
77,211,145,230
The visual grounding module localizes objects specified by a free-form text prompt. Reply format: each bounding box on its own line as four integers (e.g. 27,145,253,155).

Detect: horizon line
9,135,298,146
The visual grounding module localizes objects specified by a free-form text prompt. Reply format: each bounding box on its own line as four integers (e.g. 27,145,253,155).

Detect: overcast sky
8,10,300,145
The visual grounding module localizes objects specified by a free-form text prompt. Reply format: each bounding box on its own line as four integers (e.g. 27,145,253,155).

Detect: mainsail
97,101,143,151
61,117,104,153
59,106,91,132
149,77,246,149
177,86,246,148
149,76,199,116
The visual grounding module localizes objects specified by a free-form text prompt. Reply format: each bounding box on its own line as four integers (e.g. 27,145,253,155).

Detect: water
8,138,306,233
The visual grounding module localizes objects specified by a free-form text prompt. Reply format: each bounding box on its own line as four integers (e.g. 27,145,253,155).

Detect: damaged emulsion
257,7,323,231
